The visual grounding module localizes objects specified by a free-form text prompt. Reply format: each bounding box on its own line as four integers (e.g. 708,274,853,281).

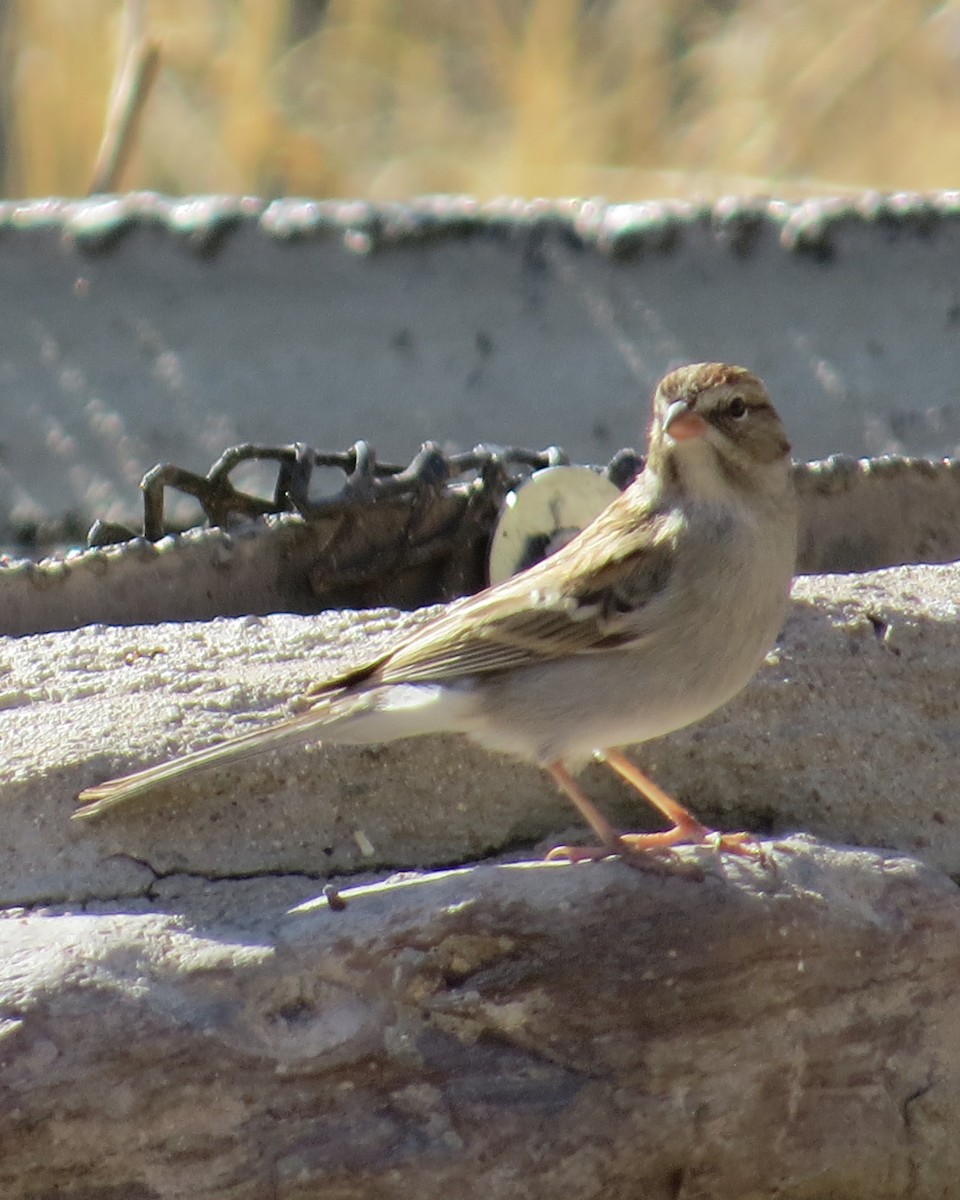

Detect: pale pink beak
663,399,708,441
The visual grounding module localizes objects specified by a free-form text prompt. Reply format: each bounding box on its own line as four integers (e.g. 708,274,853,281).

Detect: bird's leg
543,761,704,876
539,762,677,875
544,762,624,862
599,748,761,858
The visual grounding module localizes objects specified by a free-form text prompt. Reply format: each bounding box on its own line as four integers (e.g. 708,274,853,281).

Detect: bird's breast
468,494,796,767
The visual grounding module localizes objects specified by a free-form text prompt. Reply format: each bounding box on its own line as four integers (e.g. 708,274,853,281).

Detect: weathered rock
2,840,959,1200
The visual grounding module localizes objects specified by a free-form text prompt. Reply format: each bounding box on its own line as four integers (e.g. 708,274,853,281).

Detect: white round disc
488,466,621,585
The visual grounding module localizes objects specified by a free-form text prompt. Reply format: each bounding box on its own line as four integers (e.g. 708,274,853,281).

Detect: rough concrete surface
2,563,958,907
4,563,960,1198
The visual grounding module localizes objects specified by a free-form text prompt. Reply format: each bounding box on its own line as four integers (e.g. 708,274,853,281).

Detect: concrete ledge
1,562,956,909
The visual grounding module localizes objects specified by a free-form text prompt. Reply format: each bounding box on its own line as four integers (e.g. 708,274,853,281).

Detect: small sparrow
75,363,797,864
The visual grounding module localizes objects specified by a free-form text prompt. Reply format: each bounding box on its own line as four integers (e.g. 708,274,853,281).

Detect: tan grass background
1,0,959,201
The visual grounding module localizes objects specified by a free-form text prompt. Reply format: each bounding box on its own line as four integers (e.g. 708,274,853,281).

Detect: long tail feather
73,704,341,820
75,680,472,821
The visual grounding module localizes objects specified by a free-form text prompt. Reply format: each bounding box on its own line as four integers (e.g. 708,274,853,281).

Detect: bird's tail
73,680,472,820
73,694,365,820
72,686,379,816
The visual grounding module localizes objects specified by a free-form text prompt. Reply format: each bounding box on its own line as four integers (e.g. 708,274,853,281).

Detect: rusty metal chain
88,440,644,545
83,439,644,611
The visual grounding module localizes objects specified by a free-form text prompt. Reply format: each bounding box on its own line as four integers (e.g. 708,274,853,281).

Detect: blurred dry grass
2,0,960,201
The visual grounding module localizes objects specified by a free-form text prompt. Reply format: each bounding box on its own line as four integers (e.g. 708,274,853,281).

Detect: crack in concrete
4,860,338,915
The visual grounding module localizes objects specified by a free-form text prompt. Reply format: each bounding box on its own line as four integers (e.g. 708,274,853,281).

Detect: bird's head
648,363,792,496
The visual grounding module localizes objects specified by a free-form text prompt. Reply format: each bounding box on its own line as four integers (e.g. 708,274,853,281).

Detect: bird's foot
544,839,702,878
619,820,765,862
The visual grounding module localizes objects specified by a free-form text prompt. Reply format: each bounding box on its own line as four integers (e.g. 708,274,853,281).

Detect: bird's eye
727,396,748,419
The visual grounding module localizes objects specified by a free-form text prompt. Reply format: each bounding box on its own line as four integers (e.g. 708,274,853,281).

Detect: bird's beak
663,399,708,441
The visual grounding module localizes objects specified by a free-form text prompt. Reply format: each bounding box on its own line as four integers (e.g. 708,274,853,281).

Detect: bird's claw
544,840,700,878
544,843,616,865
701,830,767,864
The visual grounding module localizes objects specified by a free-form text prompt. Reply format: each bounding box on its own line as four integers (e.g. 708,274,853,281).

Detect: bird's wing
305,501,683,692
